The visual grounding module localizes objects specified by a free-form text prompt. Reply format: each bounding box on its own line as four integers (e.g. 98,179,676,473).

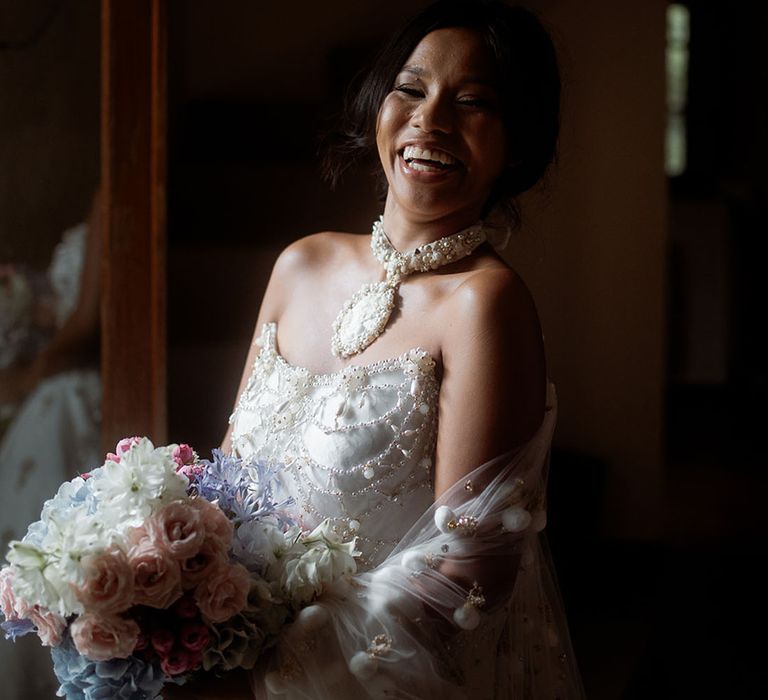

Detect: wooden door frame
100,0,167,449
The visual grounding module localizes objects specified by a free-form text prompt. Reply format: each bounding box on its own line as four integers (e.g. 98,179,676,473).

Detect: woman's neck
380,199,483,252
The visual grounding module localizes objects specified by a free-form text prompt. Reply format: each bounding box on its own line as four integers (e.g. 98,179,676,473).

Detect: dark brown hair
322,0,561,223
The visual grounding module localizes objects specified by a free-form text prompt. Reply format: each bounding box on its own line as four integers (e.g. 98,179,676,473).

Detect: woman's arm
434,266,546,497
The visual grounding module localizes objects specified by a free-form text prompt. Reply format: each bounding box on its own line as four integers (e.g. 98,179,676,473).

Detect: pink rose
194,563,250,623
150,628,175,656
76,547,134,614
146,501,205,561
128,524,149,547
179,621,209,652
70,613,140,661
189,499,233,547
26,605,66,647
179,537,228,589
129,540,183,609
160,647,202,676
172,444,195,468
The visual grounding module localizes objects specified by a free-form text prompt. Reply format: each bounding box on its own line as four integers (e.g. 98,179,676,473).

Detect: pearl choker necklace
331,216,486,358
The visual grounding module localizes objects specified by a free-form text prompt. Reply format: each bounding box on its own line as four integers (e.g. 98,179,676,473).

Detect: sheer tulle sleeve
255,389,584,699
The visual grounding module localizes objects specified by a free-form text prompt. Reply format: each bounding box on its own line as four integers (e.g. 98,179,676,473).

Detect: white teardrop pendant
331,281,396,358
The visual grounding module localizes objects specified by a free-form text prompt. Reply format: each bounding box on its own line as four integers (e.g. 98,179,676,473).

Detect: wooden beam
100,0,167,449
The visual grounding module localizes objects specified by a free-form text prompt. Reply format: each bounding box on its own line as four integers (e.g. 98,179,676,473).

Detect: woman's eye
394,85,424,97
457,96,492,108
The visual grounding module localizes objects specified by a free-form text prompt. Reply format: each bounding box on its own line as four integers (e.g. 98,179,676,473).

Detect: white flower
233,519,288,571
90,438,188,531
281,519,360,605
8,502,102,615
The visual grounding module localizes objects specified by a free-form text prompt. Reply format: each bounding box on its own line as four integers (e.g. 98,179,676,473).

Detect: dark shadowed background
1,0,766,697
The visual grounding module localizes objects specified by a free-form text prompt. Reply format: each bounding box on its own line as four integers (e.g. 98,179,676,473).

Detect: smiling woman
375,28,509,231
183,1,582,698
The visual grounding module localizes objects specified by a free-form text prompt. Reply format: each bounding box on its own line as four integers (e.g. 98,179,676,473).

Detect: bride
177,1,582,697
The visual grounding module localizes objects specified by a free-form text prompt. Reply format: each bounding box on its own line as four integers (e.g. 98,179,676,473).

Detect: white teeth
410,161,442,172
402,145,456,166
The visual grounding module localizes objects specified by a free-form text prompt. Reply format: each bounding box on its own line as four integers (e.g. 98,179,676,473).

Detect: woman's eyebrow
400,65,426,77
399,65,496,87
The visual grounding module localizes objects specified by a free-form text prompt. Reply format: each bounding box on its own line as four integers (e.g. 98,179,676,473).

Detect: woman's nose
410,95,453,134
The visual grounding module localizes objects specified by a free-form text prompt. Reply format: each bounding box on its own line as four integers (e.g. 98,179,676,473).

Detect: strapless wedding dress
230,322,584,699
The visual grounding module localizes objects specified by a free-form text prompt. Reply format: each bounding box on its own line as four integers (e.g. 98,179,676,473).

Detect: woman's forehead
399,27,497,84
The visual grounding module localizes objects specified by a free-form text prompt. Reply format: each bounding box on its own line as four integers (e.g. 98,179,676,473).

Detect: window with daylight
666,3,690,177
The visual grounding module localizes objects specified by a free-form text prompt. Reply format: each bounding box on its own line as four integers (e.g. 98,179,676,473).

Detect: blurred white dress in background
0,223,101,700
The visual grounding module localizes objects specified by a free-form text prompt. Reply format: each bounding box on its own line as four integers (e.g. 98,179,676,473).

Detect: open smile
399,145,463,174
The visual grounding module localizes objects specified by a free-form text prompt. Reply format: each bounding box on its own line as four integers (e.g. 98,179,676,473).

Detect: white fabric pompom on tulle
501,505,531,532
349,651,378,680
295,603,329,631
453,604,480,630
401,549,429,572
434,505,456,533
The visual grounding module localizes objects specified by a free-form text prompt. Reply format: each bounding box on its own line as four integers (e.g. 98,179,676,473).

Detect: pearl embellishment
331,216,486,358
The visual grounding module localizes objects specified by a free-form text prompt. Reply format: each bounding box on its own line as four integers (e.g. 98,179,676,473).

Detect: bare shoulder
273,231,363,276
257,231,364,326
445,264,542,340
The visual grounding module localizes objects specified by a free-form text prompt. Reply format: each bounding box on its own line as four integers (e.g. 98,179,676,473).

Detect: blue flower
193,451,295,528
1,616,35,641
51,634,166,700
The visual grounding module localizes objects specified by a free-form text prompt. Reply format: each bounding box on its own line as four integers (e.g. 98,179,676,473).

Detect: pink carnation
172,444,195,468
179,536,228,589
76,547,134,615
189,498,233,547
194,563,250,623
26,606,66,647
160,647,202,676
146,501,205,561
70,613,140,661
128,539,183,609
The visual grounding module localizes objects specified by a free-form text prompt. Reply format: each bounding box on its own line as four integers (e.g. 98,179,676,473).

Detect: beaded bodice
229,322,439,569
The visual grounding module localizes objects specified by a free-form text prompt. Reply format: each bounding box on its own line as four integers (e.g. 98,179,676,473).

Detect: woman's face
376,27,508,226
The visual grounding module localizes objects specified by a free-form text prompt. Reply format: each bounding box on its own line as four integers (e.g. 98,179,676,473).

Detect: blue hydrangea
51,635,166,700
22,472,98,548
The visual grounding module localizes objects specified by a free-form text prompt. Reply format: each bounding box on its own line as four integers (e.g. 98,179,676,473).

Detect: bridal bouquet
0,437,359,699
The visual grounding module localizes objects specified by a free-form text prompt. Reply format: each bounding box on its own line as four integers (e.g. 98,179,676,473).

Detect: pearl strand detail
330,217,486,358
